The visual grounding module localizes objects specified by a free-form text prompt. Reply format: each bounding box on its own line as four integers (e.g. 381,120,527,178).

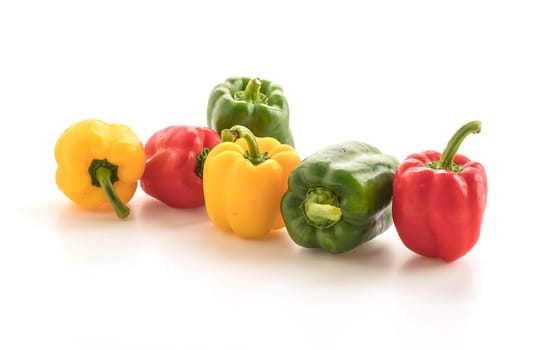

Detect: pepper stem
89,159,130,219
301,187,342,229
428,120,482,173
222,125,268,165
195,148,210,178
221,128,237,143
233,78,268,104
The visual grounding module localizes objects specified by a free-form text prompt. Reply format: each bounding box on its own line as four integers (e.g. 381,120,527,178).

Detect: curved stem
88,159,129,219
95,166,130,219
221,128,237,142
301,187,342,229
428,120,482,173
223,125,267,165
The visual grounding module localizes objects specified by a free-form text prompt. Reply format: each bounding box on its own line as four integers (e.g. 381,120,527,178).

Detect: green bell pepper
207,77,295,146
281,141,399,254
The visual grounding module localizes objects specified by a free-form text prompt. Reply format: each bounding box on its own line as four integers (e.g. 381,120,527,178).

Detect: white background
1,0,542,349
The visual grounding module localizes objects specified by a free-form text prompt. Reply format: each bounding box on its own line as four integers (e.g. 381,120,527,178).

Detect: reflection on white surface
4,191,527,350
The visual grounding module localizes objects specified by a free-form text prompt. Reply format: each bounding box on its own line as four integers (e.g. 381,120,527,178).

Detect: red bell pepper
392,121,488,262
140,125,221,208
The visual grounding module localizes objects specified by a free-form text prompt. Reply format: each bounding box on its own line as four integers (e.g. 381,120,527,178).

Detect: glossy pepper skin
203,125,301,239
207,77,295,147
281,141,399,254
392,121,488,262
140,126,221,208
55,118,145,219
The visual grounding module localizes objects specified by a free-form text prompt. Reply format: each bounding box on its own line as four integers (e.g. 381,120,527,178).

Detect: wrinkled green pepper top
207,77,295,147
281,141,399,254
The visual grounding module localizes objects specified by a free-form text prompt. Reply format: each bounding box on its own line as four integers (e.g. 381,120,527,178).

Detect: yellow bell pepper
203,125,301,238
54,118,145,219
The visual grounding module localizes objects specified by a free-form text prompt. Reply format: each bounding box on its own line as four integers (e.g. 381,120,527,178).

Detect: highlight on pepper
54,118,146,219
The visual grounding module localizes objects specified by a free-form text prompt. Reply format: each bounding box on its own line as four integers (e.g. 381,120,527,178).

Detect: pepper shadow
55,201,137,232
396,254,478,299
136,196,210,231
288,237,397,283
204,225,397,285
53,200,153,266
203,225,297,263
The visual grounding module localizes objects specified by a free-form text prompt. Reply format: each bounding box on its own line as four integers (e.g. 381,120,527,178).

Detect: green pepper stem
429,120,482,172
223,125,267,165
95,166,130,219
195,148,210,178
233,78,268,104
245,78,261,103
301,187,342,229
306,203,342,222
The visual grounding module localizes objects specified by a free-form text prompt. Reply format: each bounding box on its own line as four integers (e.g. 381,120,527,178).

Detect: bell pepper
392,120,488,262
281,141,399,254
55,118,146,219
207,77,295,146
203,125,301,239
140,125,221,208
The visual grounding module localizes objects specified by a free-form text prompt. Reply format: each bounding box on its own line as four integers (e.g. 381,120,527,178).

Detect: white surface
1,1,542,349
